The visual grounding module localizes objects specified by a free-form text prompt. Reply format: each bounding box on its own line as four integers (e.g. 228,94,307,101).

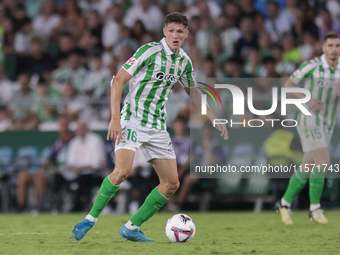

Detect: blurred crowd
0,0,340,130
11,114,219,213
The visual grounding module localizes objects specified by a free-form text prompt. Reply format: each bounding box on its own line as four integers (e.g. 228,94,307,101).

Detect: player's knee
109,168,130,184
165,181,180,194
314,160,330,169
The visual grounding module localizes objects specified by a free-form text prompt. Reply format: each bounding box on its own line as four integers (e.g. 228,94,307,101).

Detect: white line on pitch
0,232,56,235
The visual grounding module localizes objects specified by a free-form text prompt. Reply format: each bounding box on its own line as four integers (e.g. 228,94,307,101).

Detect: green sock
130,187,168,227
283,167,309,203
309,168,326,205
89,176,119,218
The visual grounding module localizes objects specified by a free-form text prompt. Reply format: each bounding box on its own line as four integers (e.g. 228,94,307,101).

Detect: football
165,214,196,243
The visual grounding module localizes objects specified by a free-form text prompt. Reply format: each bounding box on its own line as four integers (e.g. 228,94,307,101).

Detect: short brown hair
164,12,189,28
30,36,43,45
324,32,340,42
173,115,188,124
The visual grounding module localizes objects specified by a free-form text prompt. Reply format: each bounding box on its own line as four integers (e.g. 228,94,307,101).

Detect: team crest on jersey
155,71,179,83
293,69,300,76
127,58,136,65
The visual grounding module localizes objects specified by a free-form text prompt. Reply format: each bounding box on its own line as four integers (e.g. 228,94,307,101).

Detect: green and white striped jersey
120,38,196,130
290,54,340,132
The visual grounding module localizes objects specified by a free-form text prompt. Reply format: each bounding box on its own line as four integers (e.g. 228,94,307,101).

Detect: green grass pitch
0,211,339,255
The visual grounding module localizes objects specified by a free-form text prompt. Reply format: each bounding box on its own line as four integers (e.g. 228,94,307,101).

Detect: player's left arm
184,86,229,140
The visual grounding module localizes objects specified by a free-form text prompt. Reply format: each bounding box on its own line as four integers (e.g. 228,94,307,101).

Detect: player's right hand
307,98,322,112
107,118,122,144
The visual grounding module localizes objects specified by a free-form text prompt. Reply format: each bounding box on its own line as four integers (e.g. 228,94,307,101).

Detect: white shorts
296,126,332,152
115,120,176,161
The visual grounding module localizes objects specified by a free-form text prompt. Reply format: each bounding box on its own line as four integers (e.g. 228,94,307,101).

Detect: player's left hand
214,123,229,140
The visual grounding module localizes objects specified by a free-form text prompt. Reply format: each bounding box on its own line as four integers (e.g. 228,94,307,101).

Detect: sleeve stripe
132,51,159,76
298,61,311,71
123,44,161,76
135,44,155,59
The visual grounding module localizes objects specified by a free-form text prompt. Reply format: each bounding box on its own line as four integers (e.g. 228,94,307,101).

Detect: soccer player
72,12,228,241
275,32,340,225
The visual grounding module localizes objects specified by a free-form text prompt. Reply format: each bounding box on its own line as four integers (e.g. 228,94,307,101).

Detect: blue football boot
119,225,155,242
72,219,95,241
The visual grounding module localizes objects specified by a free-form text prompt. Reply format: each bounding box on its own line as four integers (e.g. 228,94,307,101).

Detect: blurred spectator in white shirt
14,20,36,54
0,66,18,131
299,31,322,62
52,51,88,92
84,55,110,101
67,120,105,172
32,0,60,43
59,81,93,122
102,4,123,51
264,1,294,43
184,0,221,20
218,14,242,59
0,65,18,107
326,0,340,19
78,0,112,16
281,0,298,24
123,0,164,32
9,72,35,130
66,120,106,211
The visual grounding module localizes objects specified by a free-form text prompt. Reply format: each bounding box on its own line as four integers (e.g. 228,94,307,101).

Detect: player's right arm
284,62,322,112
107,44,156,142
107,69,132,143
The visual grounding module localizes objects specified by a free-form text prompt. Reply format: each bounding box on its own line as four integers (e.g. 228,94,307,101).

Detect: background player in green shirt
276,32,340,225
72,12,228,242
